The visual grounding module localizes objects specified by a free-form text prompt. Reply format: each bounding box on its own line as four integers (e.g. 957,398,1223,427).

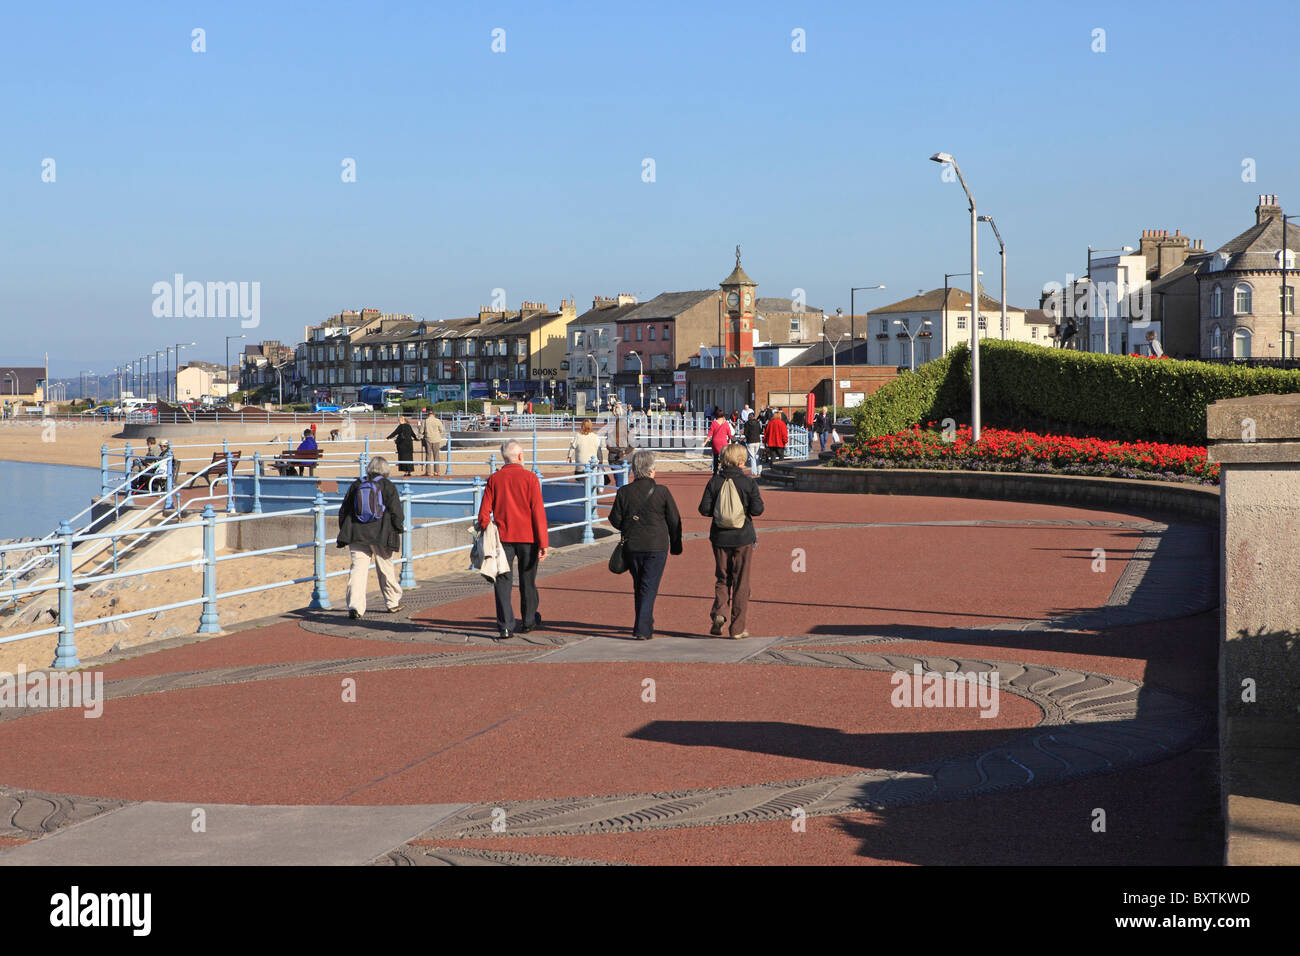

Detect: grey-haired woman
607,450,682,640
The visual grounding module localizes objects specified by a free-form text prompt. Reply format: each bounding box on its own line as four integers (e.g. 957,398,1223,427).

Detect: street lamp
931,151,982,441
586,351,600,412
1281,215,1297,360
850,285,886,353
226,334,246,402
1086,245,1134,354
943,270,983,360
893,319,933,371
627,349,645,410
819,331,848,421
977,216,1007,338
172,341,196,402
154,350,165,402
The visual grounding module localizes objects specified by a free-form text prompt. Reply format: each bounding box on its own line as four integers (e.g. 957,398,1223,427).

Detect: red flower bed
835,423,1218,484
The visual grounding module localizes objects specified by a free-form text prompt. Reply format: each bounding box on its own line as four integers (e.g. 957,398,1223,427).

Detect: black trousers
627,550,668,638
494,541,539,633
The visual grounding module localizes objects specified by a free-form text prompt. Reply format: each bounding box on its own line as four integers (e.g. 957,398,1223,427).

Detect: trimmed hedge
852,341,1300,445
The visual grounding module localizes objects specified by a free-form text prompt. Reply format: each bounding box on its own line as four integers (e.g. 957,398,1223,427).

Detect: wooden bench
269,447,321,477
188,451,242,490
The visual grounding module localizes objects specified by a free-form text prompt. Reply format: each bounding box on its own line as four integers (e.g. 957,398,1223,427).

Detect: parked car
337,402,372,415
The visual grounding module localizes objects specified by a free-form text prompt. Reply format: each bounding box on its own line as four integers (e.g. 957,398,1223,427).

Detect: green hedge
852,341,1300,445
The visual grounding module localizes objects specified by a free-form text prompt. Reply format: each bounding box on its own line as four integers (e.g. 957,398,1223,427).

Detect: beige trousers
346,544,402,614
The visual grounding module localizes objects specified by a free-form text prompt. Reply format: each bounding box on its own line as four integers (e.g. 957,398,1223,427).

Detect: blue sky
3,0,1295,375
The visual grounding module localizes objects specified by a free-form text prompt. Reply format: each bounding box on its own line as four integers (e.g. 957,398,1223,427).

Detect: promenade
0,474,1222,866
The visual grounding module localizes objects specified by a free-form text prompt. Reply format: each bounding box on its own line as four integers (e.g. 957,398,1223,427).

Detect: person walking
337,455,405,619
763,409,789,463
698,443,765,638
421,413,446,476
608,450,682,640
477,439,549,639
705,409,733,474
743,412,763,476
387,416,417,475
566,418,606,475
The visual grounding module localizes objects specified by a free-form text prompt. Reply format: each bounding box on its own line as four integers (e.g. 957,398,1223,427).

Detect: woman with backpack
697,443,764,638
337,456,406,619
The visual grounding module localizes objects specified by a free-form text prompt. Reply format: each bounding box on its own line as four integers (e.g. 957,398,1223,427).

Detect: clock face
743,292,753,307
726,292,740,309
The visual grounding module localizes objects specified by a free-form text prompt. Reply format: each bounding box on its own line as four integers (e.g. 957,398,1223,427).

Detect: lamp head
930,152,954,165
977,215,992,223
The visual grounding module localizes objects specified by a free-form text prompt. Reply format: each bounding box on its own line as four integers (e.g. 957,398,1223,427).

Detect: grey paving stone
0,802,468,866
536,635,781,663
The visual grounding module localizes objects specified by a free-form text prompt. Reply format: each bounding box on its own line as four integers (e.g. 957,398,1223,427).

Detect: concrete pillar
1207,393,1300,718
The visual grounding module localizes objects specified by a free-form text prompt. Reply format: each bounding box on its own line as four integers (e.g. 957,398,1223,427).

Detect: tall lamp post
1086,245,1134,353
1281,214,1297,361
977,216,1007,338
154,350,165,402
819,331,848,421
850,285,886,354
943,270,982,362
171,341,196,402
226,334,246,402
628,349,644,411
931,151,981,441
893,319,933,371
586,351,600,413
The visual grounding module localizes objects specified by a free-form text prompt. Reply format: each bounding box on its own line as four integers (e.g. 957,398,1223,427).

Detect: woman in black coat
608,450,682,640
387,416,417,475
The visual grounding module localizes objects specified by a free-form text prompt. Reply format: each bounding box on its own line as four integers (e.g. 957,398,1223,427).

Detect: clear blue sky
3,0,1294,376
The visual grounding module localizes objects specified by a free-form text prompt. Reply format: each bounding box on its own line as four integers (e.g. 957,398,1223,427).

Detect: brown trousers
711,543,755,636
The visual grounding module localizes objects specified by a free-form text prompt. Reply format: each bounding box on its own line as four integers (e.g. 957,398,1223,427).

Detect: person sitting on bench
288,428,318,476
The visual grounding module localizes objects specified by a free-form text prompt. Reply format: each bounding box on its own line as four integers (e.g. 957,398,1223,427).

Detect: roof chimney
1256,193,1282,224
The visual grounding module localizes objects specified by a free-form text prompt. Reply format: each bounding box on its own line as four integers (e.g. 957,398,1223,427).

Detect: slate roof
571,300,643,327
755,297,822,314
622,290,717,321
868,287,1026,315
0,367,46,394
1196,216,1300,275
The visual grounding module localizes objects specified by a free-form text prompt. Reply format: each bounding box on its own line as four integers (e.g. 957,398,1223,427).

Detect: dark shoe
497,630,512,641
709,615,725,636
634,633,653,641
348,609,362,620
516,625,533,634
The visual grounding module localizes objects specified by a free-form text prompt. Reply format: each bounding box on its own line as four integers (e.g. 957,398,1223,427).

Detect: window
1282,284,1295,316
878,344,887,365
1235,284,1252,314
1233,328,1252,358
1276,249,1296,269
1285,330,1296,360
405,343,417,359
648,326,655,341
663,324,671,339
574,331,584,349
1212,286,1222,318
1031,326,1038,339
920,341,931,363
465,340,476,356
1210,325,1224,358
636,326,643,341
880,319,887,334
957,315,967,330
977,316,987,330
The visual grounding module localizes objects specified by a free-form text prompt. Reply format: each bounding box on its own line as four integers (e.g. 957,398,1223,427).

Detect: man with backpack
337,455,406,619
697,443,765,639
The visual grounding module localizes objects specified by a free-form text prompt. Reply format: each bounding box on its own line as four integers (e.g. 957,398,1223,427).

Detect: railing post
399,482,416,589
252,451,263,513
222,437,229,456
445,430,453,475
225,453,236,513
309,491,332,609
100,444,110,497
197,505,221,633
489,453,497,475
531,426,538,466
165,452,176,512
582,461,595,543
51,520,79,668
472,475,484,518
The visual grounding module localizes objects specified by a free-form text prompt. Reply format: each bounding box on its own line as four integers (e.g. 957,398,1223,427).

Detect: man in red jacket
763,410,789,462
477,439,549,639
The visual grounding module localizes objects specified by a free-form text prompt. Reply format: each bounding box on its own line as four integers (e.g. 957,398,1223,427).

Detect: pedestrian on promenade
477,439,549,639
337,455,405,619
387,416,417,475
705,409,733,474
763,410,788,463
608,450,682,640
698,443,764,638
817,407,834,452
566,418,606,475
421,413,445,476
743,412,763,476
291,427,318,476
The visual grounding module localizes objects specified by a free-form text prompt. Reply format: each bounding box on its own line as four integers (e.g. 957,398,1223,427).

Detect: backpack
355,477,386,523
713,477,745,530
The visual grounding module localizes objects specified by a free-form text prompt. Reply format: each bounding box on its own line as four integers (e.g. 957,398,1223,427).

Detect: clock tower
719,245,757,367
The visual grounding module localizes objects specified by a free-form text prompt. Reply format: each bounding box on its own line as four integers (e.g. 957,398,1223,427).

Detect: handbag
608,484,658,574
